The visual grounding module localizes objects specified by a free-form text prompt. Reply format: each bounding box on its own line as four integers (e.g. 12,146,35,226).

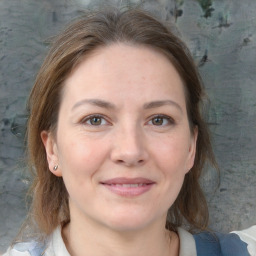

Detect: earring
53,165,58,171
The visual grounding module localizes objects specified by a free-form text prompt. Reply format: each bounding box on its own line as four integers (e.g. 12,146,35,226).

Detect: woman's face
42,43,197,232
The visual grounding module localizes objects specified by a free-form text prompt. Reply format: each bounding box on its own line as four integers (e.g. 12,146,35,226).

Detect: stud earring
53,165,58,171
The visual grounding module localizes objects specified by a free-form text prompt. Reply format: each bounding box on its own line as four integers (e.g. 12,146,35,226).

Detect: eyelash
81,114,110,126
147,114,175,126
80,114,175,127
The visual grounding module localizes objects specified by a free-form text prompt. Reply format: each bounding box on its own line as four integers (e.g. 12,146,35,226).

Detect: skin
41,43,197,256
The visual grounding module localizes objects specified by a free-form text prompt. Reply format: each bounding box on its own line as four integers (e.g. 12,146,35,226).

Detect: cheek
57,138,110,202
153,135,190,173
57,136,109,178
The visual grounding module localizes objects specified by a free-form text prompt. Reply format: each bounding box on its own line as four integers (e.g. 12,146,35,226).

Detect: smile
100,177,155,197
111,183,147,187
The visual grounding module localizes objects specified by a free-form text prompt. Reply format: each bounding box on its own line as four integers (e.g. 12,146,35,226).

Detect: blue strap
193,232,221,256
193,232,250,256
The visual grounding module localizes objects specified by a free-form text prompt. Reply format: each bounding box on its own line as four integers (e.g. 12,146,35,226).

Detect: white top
232,226,256,256
4,225,256,255
3,226,197,256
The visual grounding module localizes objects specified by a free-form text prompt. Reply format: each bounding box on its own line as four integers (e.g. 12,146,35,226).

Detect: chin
103,211,157,233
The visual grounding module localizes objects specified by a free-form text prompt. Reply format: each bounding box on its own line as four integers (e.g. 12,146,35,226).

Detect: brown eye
152,117,164,126
148,115,174,126
82,115,108,126
89,117,102,125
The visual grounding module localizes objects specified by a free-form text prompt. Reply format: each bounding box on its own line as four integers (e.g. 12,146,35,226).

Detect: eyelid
147,114,175,126
78,114,175,127
80,114,111,126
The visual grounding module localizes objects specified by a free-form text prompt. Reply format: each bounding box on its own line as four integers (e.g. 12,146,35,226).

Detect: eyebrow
143,100,183,112
72,98,182,112
72,99,116,111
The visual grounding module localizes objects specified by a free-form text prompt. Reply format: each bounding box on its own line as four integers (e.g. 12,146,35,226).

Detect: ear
41,131,62,177
185,126,198,172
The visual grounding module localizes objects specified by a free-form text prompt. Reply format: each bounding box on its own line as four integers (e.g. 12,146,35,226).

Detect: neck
62,216,179,256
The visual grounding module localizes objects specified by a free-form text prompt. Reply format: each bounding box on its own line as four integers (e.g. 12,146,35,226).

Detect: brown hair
26,7,216,237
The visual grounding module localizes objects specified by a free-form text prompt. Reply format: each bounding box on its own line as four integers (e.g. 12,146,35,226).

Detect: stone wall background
0,0,255,253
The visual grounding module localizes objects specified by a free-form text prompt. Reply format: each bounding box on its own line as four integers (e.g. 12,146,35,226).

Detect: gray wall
0,0,255,253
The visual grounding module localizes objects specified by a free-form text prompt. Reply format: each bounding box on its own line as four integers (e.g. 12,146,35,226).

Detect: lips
100,177,155,197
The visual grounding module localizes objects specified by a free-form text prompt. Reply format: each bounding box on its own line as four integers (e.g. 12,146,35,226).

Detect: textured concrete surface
0,0,256,253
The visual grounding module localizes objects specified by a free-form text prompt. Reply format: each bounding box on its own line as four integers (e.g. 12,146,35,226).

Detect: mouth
100,177,155,197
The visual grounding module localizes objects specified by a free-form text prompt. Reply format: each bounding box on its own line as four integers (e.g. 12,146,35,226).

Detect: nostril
114,158,145,166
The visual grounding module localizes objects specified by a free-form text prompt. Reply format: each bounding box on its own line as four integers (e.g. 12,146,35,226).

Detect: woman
3,7,255,256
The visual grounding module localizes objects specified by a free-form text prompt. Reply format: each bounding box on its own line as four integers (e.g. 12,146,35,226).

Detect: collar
45,226,197,256
177,227,197,256
44,226,70,256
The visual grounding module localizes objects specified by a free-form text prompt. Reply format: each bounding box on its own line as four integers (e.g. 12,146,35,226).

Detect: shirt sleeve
2,247,31,256
2,241,45,256
231,225,256,256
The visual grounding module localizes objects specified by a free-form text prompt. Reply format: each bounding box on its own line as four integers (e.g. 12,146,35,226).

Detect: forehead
62,43,186,108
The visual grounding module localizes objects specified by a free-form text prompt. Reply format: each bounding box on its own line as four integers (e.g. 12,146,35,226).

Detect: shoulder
2,226,70,256
193,226,256,256
231,225,256,256
2,240,46,256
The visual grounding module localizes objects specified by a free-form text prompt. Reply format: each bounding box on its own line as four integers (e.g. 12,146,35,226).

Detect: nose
110,125,149,167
